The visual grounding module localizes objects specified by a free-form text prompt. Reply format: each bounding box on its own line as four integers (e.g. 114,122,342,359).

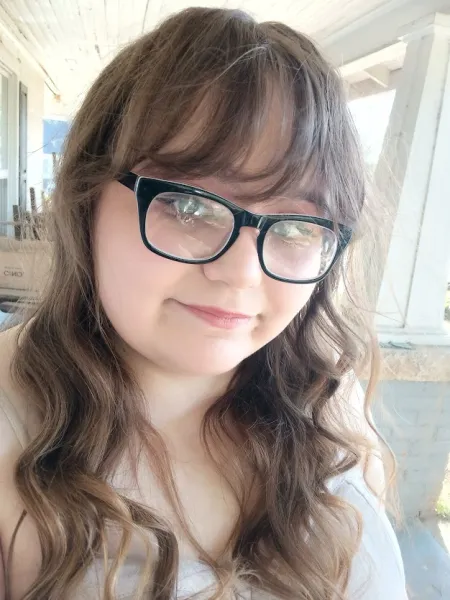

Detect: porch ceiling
0,0,414,110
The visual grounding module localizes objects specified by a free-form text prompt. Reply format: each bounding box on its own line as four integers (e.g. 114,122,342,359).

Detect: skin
94,173,318,378
93,93,321,436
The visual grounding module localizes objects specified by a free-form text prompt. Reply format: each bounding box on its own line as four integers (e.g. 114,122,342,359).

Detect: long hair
8,7,385,599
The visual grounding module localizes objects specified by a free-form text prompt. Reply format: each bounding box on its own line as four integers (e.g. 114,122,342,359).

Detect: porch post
375,13,450,338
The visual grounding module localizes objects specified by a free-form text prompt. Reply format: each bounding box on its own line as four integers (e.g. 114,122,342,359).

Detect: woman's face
94,113,319,376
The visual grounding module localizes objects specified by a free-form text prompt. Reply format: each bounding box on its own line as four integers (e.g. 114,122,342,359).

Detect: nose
202,228,262,289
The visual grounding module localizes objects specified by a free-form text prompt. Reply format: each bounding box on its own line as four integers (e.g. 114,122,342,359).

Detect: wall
371,348,450,519
0,32,45,212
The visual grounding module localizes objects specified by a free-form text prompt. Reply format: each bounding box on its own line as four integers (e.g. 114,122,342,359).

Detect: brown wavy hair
8,7,386,600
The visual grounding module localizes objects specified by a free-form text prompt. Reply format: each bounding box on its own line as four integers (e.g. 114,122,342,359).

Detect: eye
271,221,316,239
154,192,232,229
173,197,207,216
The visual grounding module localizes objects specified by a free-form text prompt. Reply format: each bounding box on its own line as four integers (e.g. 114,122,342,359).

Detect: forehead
146,89,327,209
161,87,291,177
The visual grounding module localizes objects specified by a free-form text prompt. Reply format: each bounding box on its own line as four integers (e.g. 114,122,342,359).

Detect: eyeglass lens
144,191,338,281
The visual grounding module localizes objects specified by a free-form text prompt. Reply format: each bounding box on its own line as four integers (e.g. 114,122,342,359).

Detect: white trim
6,71,18,223
0,62,12,78
399,12,450,42
378,331,450,347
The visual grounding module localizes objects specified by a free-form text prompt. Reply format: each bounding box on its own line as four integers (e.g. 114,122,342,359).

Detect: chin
156,343,251,377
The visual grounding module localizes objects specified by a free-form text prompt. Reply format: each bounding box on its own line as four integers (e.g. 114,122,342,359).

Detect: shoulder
0,325,30,498
333,469,408,600
0,326,28,446
0,327,27,586
0,326,47,600
0,325,39,524
0,325,42,516
0,325,36,448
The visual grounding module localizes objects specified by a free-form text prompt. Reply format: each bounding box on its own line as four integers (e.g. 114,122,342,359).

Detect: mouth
175,302,255,330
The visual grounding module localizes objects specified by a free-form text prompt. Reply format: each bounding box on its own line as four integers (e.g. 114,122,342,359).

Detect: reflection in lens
145,192,234,260
263,220,337,281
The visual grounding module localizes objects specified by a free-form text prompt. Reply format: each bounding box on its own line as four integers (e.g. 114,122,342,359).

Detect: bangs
112,14,365,227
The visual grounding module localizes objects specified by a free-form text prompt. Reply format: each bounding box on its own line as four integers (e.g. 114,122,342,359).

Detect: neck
124,347,233,438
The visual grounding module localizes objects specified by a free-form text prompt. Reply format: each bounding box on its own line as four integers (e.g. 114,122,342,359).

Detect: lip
176,302,254,330
186,304,253,319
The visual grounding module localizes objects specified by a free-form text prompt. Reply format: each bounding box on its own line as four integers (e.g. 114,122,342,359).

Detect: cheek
92,185,181,323
265,280,316,329
94,192,149,305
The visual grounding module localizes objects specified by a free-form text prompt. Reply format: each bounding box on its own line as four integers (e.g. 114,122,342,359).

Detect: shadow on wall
397,518,450,600
373,380,450,519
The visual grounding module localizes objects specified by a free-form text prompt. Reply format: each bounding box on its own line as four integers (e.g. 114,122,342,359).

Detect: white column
6,71,18,225
406,32,450,332
375,13,450,340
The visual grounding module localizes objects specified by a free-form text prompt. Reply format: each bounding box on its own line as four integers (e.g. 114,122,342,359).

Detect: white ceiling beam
347,79,387,100
339,42,405,78
324,0,450,66
364,65,391,88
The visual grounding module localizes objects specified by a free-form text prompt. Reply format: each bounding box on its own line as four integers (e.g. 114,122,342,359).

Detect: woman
0,7,406,600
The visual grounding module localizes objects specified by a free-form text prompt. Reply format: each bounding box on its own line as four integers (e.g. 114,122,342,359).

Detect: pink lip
178,303,253,330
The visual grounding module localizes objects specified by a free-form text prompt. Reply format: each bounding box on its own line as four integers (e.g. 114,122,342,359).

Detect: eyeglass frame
117,172,353,284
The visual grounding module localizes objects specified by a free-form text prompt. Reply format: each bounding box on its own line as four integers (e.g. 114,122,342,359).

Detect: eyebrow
214,172,327,208
230,187,327,210
289,189,326,208
141,164,327,209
